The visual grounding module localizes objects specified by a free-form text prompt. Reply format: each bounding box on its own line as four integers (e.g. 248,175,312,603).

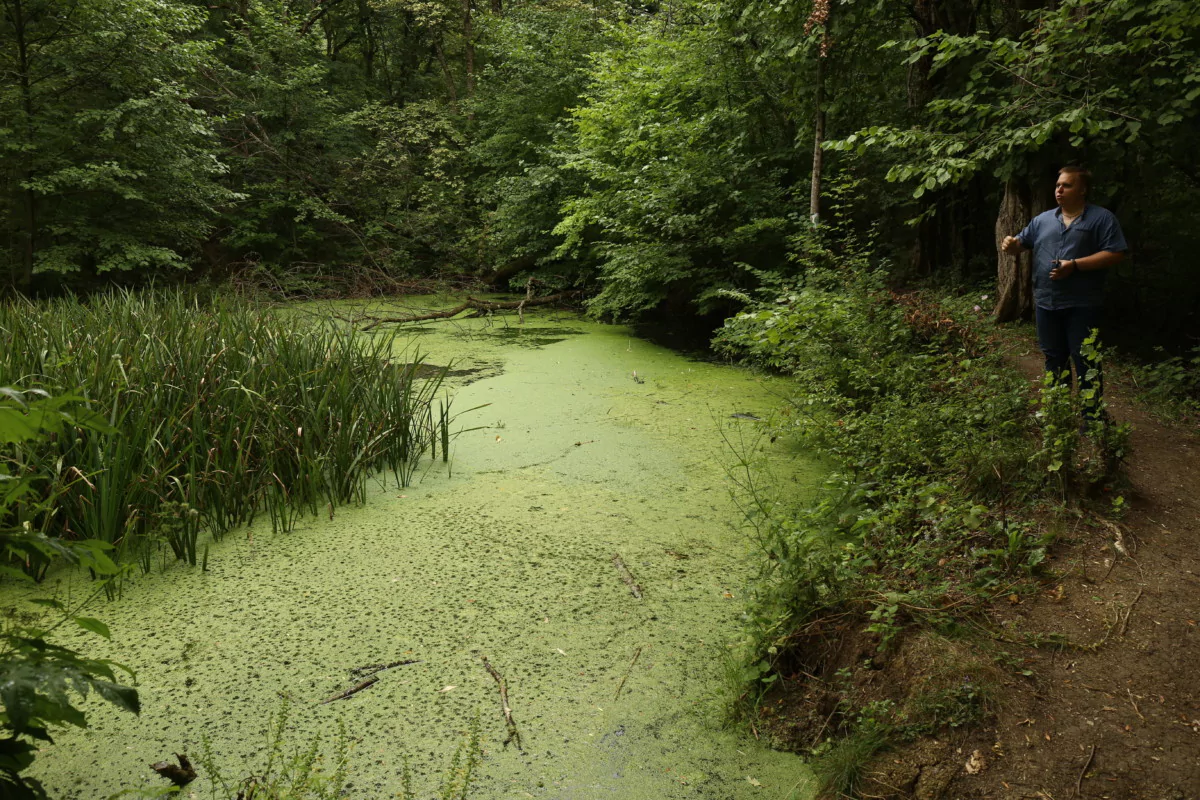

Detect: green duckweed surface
18,300,820,799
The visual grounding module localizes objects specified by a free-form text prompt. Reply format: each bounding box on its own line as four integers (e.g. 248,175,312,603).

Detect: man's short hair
1058,165,1091,193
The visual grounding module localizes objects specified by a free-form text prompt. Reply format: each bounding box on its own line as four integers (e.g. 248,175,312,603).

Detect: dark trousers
1035,305,1104,416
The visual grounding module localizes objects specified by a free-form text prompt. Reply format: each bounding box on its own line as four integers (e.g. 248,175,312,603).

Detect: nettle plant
0,389,139,800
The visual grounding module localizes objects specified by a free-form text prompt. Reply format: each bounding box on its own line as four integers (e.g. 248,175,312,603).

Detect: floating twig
613,646,644,701
349,659,422,678
320,676,378,704
482,655,523,751
611,553,643,599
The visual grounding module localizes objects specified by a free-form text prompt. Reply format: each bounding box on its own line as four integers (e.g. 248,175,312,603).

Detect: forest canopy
1,0,1197,341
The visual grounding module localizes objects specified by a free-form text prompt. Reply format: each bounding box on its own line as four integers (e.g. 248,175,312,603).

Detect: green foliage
342,101,472,273
0,0,232,287
831,0,1200,192
553,15,794,318
0,389,139,799
1127,345,1200,422
0,289,451,574
716,262,1127,710
810,701,893,800
469,5,615,283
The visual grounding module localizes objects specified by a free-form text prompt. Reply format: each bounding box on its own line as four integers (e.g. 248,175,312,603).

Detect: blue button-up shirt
1017,204,1128,310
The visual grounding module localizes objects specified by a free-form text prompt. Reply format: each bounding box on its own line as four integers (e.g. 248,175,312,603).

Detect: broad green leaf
73,618,112,639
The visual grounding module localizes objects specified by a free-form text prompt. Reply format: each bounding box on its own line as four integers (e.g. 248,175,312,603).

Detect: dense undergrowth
715,253,1129,798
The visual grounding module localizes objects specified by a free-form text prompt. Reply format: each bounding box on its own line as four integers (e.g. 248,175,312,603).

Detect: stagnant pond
19,300,820,799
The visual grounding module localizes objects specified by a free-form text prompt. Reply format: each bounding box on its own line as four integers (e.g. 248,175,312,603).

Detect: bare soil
763,327,1200,800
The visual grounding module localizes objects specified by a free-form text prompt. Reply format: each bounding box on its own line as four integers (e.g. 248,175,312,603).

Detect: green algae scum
13,301,820,799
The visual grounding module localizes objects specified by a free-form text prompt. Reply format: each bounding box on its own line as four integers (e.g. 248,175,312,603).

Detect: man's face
1055,173,1087,208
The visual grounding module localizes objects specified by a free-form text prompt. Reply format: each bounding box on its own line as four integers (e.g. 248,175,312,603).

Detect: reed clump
0,289,448,575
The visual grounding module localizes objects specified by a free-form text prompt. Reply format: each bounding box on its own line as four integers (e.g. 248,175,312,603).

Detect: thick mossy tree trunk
994,179,1033,322
992,0,1057,321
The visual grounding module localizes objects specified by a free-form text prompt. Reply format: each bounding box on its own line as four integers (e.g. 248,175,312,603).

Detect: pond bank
21,302,821,799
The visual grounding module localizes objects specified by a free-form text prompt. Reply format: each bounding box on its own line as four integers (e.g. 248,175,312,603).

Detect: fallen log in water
359,291,580,331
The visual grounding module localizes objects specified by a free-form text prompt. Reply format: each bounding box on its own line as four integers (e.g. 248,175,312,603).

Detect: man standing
1002,166,1128,421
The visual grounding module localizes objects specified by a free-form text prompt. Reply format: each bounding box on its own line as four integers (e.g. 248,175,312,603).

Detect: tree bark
993,179,1033,322
809,51,826,224
462,0,475,99
9,0,37,290
358,0,375,79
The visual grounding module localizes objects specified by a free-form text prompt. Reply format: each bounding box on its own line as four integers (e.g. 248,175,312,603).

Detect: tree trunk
808,51,826,224
358,0,375,80
993,179,1033,322
462,0,475,99
9,0,37,290
434,40,458,104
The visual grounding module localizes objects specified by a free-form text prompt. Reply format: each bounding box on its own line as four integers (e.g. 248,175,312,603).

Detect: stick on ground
1117,588,1144,637
611,553,643,599
482,655,523,751
1076,743,1096,797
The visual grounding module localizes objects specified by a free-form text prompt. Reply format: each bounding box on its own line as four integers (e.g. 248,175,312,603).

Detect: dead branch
517,277,534,324
150,753,197,787
1075,743,1096,797
613,646,644,701
359,292,580,330
300,0,348,35
319,676,378,704
481,655,523,751
1117,588,1144,637
349,659,422,678
611,553,643,599
1126,688,1145,723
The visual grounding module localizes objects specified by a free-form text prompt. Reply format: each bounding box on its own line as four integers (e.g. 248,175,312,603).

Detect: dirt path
938,333,1200,799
